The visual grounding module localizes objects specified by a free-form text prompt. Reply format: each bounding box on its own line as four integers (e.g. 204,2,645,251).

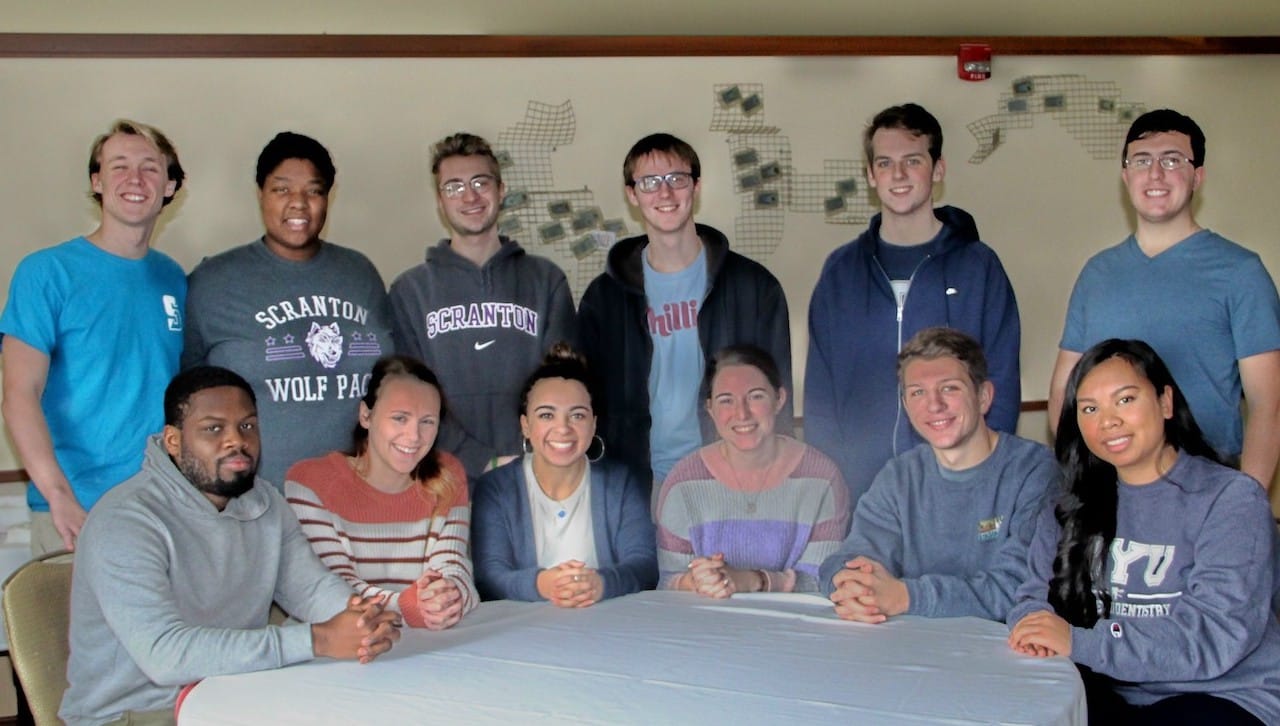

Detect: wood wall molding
0,470,28,484
1,34,1277,58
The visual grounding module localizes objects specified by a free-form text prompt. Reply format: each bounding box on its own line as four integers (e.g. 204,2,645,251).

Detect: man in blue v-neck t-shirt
1049,109,1280,488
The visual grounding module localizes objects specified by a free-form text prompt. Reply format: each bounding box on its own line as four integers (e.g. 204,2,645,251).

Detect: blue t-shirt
875,235,937,280
643,246,707,485
876,236,937,312
0,237,186,510
1061,230,1280,458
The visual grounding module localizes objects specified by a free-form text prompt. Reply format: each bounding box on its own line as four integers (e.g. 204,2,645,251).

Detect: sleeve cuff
1071,624,1102,668
904,579,933,617
398,584,425,628
282,622,317,665
772,569,797,593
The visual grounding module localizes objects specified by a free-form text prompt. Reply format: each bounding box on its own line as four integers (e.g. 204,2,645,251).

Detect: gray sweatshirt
389,237,575,475
183,239,394,488
1009,453,1280,722
820,434,1060,621
60,437,353,725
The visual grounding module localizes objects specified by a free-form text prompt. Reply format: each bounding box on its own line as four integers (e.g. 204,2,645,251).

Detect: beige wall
1,7,1278,504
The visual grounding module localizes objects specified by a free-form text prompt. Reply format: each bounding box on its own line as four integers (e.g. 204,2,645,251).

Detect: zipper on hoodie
875,253,933,457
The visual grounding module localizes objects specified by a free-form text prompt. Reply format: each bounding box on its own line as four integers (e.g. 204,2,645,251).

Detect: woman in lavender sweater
655,345,850,596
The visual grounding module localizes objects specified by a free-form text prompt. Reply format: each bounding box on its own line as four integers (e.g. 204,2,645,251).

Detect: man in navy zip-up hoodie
805,104,1020,511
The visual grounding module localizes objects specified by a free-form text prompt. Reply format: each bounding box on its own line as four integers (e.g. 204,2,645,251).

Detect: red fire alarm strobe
958,43,992,81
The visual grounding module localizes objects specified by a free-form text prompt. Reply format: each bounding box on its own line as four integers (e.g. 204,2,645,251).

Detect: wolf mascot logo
305,321,344,369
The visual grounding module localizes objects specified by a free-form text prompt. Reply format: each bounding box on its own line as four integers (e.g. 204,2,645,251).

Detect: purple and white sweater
655,437,850,593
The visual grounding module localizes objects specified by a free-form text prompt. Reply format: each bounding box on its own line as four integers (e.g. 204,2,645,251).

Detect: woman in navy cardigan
472,343,657,604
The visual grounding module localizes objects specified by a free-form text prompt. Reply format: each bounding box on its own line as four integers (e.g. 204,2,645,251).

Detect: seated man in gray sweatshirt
60,366,402,726
819,327,1059,623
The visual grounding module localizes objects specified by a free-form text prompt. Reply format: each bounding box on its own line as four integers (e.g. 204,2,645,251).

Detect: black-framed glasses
631,172,695,193
440,174,496,198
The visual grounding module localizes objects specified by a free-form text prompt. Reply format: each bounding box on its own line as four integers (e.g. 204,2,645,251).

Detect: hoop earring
587,435,606,463
522,437,533,455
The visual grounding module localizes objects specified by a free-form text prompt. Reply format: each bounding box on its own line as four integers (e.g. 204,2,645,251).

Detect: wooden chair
3,551,73,725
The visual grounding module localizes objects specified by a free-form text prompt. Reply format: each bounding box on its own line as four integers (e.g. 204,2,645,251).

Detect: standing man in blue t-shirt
579,133,792,503
1,120,187,553
1049,109,1280,488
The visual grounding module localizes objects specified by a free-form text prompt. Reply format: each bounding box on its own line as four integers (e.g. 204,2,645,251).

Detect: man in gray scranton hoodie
390,132,575,476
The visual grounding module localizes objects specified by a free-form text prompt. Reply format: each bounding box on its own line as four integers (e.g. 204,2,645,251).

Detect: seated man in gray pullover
60,366,402,726
820,327,1059,623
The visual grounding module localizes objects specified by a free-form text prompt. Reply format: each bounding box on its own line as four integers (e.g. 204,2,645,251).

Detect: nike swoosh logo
474,340,496,351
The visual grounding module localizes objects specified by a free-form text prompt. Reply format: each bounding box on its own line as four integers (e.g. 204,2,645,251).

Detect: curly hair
518,341,597,415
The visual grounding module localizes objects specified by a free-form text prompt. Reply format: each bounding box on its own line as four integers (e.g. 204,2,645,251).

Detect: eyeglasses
440,174,496,198
631,172,695,194
1123,154,1194,172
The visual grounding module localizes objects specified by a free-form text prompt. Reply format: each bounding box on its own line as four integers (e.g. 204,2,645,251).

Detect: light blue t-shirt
643,246,706,485
0,237,186,511
1061,230,1280,458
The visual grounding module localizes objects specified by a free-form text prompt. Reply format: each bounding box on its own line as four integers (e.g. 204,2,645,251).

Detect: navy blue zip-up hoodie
804,205,1021,510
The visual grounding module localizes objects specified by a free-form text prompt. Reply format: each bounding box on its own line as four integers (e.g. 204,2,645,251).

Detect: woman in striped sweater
655,345,851,596
286,355,478,629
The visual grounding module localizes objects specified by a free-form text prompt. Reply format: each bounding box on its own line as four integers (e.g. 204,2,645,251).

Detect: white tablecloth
178,591,1084,725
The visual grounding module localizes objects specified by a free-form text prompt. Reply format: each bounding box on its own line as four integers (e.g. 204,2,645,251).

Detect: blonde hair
354,355,458,516
88,119,185,206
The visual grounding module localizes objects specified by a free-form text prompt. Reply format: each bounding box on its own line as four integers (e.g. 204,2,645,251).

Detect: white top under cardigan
523,454,598,568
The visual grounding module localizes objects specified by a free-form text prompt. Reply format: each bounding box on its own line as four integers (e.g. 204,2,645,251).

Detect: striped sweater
655,437,850,593
285,451,478,627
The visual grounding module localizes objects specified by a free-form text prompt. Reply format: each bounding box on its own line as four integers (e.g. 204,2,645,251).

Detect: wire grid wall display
495,100,624,299
967,74,1145,164
714,83,874,263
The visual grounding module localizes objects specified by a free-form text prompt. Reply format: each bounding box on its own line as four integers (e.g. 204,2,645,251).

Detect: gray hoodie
61,437,353,725
389,237,575,474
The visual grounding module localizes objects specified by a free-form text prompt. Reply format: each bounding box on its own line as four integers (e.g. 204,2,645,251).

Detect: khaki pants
28,511,69,557
103,708,176,726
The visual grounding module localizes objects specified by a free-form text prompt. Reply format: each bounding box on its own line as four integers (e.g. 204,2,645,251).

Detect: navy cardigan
471,457,658,601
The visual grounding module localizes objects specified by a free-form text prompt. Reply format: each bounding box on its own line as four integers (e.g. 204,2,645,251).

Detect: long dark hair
1049,339,1219,626
353,355,458,509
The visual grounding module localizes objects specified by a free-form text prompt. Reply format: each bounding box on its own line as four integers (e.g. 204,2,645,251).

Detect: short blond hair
88,119,185,207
